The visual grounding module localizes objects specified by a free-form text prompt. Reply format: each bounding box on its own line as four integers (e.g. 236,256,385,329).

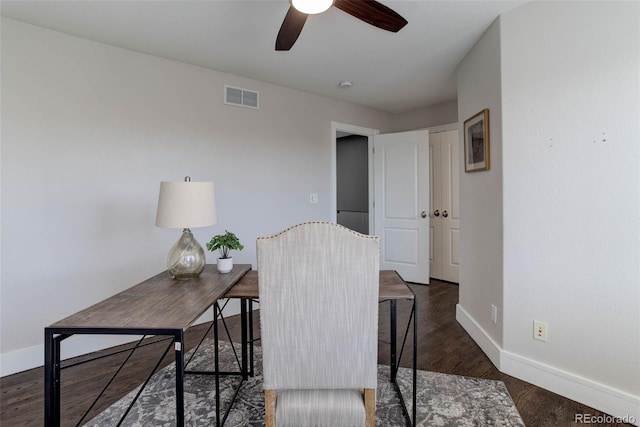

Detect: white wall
391,100,458,131
457,1,640,421
0,18,394,375
500,1,640,418
456,18,504,356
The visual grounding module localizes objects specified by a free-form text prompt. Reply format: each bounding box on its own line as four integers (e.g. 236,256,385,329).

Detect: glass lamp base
167,229,206,280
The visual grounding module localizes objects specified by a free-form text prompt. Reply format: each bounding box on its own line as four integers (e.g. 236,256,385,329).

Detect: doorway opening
330,122,378,235
336,133,369,234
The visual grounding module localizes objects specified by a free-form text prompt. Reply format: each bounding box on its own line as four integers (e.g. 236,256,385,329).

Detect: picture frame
463,109,490,172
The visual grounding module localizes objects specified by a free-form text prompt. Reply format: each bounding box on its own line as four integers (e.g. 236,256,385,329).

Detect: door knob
443,211,449,218
433,210,440,217
421,211,427,218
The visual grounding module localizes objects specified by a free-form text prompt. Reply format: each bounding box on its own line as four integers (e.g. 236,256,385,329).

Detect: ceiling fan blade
334,0,407,32
275,6,308,51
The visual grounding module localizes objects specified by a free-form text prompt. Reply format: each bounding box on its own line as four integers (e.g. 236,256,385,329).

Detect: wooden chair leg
265,389,277,427
364,388,376,427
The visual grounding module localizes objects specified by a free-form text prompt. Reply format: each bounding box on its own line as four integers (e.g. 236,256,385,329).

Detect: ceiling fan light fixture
291,0,334,15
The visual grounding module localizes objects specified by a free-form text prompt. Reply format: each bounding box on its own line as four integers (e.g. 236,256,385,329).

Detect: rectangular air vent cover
224,85,259,109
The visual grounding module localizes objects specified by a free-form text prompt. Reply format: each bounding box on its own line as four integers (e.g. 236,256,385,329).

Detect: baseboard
455,304,502,367
0,335,133,377
1,299,243,377
501,351,639,425
456,303,640,426
1,343,43,377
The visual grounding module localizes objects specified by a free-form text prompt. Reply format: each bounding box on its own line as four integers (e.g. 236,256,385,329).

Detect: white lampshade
155,180,217,229
291,0,333,15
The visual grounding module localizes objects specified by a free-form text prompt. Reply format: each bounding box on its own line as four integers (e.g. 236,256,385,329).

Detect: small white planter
217,257,233,273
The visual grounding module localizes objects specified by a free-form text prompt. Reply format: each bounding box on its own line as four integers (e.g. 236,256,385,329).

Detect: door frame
330,122,379,233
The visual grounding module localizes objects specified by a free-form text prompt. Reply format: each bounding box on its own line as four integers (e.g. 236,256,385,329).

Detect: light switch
309,193,319,204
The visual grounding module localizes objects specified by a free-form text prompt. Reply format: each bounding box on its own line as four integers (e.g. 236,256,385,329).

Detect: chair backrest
257,222,380,390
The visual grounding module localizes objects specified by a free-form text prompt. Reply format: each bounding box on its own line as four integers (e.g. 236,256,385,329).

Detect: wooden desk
224,269,418,426
44,264,251,427
225,269,414,299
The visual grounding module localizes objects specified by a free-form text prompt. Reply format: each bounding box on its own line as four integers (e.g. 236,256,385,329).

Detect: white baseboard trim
456,303,640,426
1,343,44,377
1,299,243,378
455,303,502,367
501,351,639,425
1,335,133,377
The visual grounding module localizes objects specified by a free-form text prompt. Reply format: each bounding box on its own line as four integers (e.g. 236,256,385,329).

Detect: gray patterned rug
86,340,524,426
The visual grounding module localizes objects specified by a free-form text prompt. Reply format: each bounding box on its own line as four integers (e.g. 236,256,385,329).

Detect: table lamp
155,177,217,280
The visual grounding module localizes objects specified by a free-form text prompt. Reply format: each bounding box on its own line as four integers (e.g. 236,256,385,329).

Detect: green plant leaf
206,230,244,259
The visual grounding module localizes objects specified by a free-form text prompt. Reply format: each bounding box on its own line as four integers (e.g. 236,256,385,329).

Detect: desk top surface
224,269,414,300
49,264,251,331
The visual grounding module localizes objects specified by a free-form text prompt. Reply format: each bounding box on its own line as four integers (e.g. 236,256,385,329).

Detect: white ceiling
0,0,526,113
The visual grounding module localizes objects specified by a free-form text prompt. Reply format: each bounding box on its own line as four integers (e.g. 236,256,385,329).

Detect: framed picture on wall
463,109,490,172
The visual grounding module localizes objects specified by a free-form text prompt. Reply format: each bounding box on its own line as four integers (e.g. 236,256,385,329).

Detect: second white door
429,130,460,283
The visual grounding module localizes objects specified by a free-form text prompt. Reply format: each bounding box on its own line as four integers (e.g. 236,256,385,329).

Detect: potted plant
206,230,244,273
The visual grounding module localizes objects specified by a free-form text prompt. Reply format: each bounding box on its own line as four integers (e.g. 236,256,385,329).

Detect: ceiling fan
276,0,408,51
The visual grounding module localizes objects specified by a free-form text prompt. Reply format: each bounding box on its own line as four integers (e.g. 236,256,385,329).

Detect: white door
429,134,443,280
374,130,429,284
429,130,460,282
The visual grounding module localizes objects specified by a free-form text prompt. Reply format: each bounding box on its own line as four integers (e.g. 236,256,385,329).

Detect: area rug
86,340,524,426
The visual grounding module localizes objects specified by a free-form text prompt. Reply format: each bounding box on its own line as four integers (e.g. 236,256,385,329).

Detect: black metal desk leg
44,329,60,427
175,331,185,427
249,299,255,377
214,303,221,427
412,297,418,426
241,298,248,380
390,299,397,382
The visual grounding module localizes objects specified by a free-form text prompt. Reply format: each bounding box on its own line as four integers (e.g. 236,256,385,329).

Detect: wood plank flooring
0,280,632,426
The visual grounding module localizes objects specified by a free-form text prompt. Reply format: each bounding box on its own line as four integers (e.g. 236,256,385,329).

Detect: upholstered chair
257,222,380,427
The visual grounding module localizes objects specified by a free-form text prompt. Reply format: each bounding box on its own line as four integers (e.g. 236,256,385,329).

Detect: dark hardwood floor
0,280,631,426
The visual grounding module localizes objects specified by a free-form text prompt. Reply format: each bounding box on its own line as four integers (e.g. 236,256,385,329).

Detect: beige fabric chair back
257,222,379,426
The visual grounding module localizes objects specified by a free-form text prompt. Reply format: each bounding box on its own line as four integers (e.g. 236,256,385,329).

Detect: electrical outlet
533,320,548,342
491,304,498,324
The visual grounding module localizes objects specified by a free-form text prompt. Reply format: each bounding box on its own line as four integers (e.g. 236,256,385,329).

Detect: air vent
224,85,259,109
